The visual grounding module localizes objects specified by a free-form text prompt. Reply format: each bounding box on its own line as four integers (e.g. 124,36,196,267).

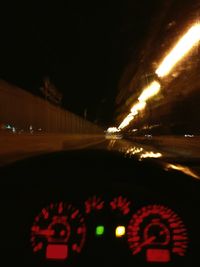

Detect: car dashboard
0,149,199,267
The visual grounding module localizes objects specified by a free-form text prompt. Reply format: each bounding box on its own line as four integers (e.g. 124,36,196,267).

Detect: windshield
0,1,200,169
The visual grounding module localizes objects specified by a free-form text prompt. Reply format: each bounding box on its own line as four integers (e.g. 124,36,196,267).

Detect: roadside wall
0,80,102,134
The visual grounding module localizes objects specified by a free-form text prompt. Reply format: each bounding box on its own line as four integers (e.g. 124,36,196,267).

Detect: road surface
0,133,105,166
0,132,200,168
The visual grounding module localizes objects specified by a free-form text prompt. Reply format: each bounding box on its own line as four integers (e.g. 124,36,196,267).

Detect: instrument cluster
30,195,189,266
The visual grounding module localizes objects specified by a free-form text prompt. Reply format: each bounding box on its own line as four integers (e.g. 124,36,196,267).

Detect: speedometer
30,202,86,262
127,205,188,263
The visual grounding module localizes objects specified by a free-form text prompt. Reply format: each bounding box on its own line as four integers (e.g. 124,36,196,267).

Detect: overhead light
118,113,134,129
156,23,200,77
138,81,161,102
130,101,146,114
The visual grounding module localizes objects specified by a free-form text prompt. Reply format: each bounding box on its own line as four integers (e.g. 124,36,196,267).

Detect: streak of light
138,81,161,102
118,80,160,129
140,151,162,159
126,147,143,155
166,164,200,180
118,113,134,129
156,23,200,77
130,101,146,114
106,127,120,133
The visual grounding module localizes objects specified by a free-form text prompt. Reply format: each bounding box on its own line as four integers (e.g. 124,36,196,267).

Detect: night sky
0,1,165,126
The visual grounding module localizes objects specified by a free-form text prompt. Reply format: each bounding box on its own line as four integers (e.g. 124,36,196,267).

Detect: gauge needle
34,229,55,237
133,236,156,255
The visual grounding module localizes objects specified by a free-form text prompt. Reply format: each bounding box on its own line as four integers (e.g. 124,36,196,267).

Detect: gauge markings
30,202,86,261
110,196,131,215
127,205,188,262
85,196,104,214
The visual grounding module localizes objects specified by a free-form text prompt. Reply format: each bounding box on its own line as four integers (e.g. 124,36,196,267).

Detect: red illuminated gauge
110,196,131,215
127,205,188,263
85,196,105,214
30,202,86,261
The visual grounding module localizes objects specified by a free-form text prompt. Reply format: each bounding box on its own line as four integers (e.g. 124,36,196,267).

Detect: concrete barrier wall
0,80,102,134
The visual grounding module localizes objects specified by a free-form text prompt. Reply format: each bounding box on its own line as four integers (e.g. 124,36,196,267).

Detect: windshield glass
0,0,200,169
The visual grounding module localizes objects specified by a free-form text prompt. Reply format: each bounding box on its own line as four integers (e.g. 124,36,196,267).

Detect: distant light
138,81,161,102
96,226,104,236
156,23,200,77
184,134,194,138
145,134,152,138
6,124,12,129
115,226,126,238
106,127,120,133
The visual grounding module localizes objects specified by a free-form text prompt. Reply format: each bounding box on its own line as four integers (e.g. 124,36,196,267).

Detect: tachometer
127,205,188,263
30,202,86,261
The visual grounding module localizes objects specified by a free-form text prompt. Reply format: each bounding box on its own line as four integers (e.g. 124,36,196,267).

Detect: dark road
0,133,105,166
1,133,200,178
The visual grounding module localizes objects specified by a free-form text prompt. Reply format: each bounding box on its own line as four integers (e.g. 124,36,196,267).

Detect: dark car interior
0,149,199,266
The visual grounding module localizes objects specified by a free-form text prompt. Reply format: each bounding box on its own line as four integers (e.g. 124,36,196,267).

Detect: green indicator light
96,226,104,236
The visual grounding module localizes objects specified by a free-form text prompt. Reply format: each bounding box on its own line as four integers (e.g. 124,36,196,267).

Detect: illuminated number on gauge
127,205,188,263
85,196,105,214
30,202,86,261
110,196,131,215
